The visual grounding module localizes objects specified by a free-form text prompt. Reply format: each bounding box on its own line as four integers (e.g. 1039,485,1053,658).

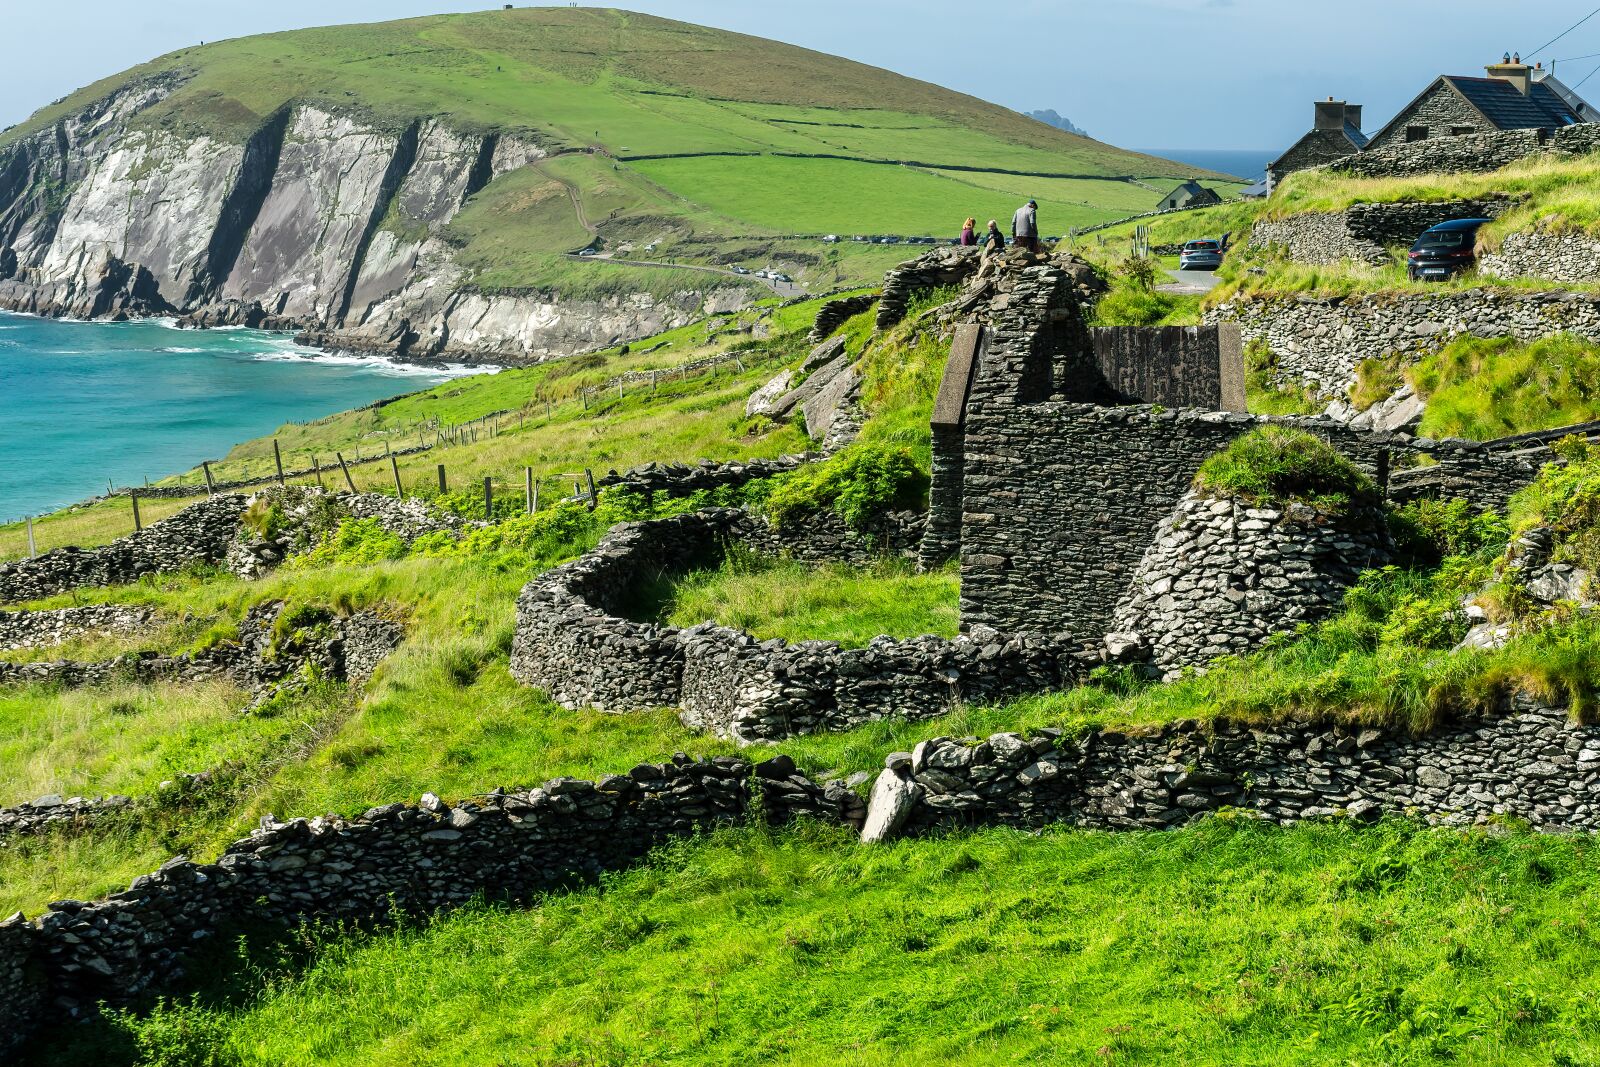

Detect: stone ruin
924,251,1539,676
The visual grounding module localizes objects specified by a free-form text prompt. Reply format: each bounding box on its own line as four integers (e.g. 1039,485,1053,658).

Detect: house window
1449,125,1476,136
1406,126,1429,143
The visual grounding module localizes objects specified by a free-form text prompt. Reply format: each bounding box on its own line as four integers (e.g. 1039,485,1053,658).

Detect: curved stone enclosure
1109,490,1391,678
511,508,1082,741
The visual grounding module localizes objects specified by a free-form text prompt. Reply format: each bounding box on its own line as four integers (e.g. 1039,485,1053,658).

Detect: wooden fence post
312,455,325,489
391,455,405,499
584,468,597,511
131,492,142,533
437,463,447,495
273,439,285,485
483,477,494,520
525,467,534,515
202,462,215,496
26,516,36,558
335,452,357,493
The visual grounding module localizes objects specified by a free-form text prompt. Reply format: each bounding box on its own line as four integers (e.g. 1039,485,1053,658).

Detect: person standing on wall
1012,199,1039,253
959,217,977,246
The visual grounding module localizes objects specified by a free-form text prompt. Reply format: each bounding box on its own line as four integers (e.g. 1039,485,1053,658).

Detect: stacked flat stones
1482,228,1600,284
861,695,1600,841
1108,489,1392,679
875,246,984,329
0,601,401,692
226,485,470,579
0,605,152,651
597,454,818,500
1206,288,1600,398
808,292,878,342
1329,123,1600,180
0,755,864,1054
510,507,1073,741
0,494,246,603
1248,199,1510,267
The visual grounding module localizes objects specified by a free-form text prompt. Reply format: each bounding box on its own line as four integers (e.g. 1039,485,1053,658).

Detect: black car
1407,218,1492,281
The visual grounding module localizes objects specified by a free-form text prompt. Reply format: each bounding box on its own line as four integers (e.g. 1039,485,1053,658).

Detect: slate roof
1444,76,1582,129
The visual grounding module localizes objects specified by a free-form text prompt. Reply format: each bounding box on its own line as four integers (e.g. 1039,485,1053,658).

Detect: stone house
1364,59,1587,152
1156,180,1222,211
1267,99,1367,188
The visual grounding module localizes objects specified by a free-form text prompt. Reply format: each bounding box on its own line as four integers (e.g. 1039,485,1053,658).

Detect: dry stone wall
0,494,246,604
959,404,1535,640
871,697,1600,840
1205,288,1600,397
1248,199,1510,266
875,246,983,329
0,605,152,651
1481,228,1600,284
0,755,862,1055
809,292,878,342
509,508,1080,741
0,601,402,693
1108,491,1392,678
1326,124,1600,181
596,454,816,500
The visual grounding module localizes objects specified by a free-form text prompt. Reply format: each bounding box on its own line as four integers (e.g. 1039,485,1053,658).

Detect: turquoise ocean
0,311,476,523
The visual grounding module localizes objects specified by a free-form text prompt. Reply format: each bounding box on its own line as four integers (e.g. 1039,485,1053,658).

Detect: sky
7,1,1600,151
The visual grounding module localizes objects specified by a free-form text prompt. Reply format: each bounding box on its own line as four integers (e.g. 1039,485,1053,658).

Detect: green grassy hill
4,7,1240,295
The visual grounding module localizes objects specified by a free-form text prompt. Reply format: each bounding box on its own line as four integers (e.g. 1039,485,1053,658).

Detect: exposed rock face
0,81,752,363
1108,490,1392,679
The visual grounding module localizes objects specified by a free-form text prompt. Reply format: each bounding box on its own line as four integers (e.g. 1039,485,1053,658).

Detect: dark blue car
1407,218,1493,282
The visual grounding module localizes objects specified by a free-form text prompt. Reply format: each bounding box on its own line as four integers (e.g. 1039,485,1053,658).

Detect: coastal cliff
0,77,750,366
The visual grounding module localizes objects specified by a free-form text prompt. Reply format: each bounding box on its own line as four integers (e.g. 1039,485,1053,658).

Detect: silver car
1178,239,1224,271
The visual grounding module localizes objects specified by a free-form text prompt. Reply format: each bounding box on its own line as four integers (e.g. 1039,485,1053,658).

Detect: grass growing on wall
1408,335,1600,442
41,819,1600,1067
1193,426,1378,511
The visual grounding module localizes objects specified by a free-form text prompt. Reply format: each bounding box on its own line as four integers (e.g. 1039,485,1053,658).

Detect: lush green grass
42,819,1600,1066
0,680,259,806
2,8,1232,298
1090,283,1203,327
1194,426,1378,511
662,553,958,646
1372,334,1600,442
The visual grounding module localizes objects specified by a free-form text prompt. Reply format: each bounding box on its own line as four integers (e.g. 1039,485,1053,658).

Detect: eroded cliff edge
0,76,751,365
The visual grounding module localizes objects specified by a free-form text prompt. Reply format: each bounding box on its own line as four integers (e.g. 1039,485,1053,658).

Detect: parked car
773,273,792,283
731,266,750,275
1407,218,1492,281
1178,239,1224,271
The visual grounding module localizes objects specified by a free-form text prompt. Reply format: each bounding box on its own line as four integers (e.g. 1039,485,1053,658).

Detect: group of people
958,199,1039,253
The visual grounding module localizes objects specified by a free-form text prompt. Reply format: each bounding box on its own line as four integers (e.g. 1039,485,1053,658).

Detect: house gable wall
1367,83,1495,152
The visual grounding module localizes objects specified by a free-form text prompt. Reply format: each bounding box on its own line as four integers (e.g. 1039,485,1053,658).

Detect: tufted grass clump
1194,426,1379,512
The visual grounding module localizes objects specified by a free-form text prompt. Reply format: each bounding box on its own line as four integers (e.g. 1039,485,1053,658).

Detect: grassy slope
39,821,1600,1067
2,8,1242,296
